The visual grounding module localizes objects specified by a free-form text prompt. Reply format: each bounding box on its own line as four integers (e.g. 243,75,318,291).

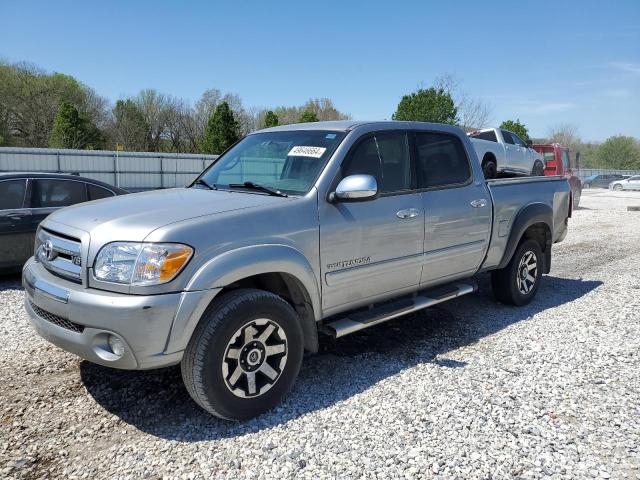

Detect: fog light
108,335,125,357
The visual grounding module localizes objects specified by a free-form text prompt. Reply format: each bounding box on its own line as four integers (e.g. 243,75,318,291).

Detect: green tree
263,110,279,128
500,119,530,143
392,87,458,124
112,99,149,151
298,110,319,123
596,135,640,169
49,101,102,149
200,102,240,154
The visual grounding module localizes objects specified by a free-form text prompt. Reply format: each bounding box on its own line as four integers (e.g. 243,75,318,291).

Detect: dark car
582,174,628,189
0,173,128,270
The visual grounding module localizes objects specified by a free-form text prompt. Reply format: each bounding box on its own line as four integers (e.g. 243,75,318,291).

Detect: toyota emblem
42,240,55,261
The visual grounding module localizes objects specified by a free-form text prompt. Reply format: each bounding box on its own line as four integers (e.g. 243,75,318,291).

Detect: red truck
532,143,582,208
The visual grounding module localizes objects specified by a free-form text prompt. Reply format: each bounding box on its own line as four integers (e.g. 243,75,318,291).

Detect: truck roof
258,120,465,134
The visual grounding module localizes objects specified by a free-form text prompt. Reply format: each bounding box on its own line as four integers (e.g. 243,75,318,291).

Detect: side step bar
325,282,477,338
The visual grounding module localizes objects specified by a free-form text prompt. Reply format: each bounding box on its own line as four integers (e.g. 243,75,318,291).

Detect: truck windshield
195,130,346,196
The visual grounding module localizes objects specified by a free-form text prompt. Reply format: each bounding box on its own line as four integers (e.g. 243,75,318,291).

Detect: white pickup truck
468,128,545,179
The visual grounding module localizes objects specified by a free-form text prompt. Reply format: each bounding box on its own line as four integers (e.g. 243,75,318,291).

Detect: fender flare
498,203,553,273
187,244,322,320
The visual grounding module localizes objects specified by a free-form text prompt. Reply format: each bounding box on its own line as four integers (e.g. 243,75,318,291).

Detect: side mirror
526,139,533,147
330,174,378,202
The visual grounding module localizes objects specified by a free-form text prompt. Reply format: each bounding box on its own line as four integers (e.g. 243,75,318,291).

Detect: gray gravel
1,189,639,479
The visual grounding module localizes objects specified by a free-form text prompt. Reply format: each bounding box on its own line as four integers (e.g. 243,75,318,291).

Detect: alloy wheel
222,318,288,398
516,250,538,295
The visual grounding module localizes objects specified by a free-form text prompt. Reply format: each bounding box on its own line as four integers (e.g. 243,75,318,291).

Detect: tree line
1,61,638,169
0,62,349,154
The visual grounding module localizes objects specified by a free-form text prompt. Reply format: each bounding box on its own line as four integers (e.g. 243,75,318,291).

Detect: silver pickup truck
23,121,571,420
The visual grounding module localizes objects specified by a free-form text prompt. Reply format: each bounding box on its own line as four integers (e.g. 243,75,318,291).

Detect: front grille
29,301,85,333
37,229,83,283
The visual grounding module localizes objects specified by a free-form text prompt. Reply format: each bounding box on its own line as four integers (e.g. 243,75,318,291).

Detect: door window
0,179,27,210
88,184,114,200
342,131,412,193
561,150,570,170
32,179,87,208
415,132,471,188
469,130,497,142
510,133,527,147
501,130,515,145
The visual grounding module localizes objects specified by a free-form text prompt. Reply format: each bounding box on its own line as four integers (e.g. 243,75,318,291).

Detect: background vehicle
23,121,571,420
532,143,582,208
582,174,628,189
609,175,640,191
0,173,127,270
467,128,545,179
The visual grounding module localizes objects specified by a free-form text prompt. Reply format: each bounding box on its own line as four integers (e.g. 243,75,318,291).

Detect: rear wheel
482,157,497,179
491,239,543,306
181,289,304,420
531,161,544,176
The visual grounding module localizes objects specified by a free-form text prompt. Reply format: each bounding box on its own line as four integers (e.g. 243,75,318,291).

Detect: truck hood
44,188,286,241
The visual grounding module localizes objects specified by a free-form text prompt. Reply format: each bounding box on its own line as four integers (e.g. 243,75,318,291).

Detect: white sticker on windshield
288,146,327,158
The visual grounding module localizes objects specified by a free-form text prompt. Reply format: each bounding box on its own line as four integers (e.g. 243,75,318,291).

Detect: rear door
319,130,425,311
415,131,491,286
0,179,32,268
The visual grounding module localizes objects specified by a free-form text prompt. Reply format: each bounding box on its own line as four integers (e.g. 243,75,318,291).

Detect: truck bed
480,176,571,271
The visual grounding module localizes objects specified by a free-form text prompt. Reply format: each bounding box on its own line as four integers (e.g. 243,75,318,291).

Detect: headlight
93,242,193,285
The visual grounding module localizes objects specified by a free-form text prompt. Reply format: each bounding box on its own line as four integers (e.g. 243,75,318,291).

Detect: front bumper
22,259,220,370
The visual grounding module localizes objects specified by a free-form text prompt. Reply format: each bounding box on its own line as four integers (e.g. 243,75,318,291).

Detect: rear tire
181,288,304,420
531,161,544,176
482,157,498,179
491,239,543,306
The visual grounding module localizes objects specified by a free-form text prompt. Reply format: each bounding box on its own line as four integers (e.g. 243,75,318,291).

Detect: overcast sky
1,0,638,141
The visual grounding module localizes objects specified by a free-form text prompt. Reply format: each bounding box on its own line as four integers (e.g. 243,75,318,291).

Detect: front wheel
181,289,304,420
613,184,623,191
491,239,543,306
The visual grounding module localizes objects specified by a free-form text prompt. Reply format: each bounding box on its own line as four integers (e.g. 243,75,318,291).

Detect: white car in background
468,128,545,179
609,175,640,191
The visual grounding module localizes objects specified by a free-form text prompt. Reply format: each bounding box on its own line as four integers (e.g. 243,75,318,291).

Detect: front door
413,131,491,286
501,130,526,173
319,131,424,312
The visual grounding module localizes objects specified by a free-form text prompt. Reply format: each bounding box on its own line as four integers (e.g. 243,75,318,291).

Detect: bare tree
433,73,492,130
547,123,581,147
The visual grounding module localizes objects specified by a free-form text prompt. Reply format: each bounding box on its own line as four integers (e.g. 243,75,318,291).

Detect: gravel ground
1,189,639,479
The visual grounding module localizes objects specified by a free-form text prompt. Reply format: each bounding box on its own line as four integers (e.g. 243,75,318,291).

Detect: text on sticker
288,146,327,158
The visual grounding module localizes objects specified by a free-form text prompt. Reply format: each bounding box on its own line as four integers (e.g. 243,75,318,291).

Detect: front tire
491,239,543,306
181,289,304,420
613,184,623,191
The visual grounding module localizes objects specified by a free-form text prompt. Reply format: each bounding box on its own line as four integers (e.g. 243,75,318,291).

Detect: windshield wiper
193,178,216,190
228,181,288,197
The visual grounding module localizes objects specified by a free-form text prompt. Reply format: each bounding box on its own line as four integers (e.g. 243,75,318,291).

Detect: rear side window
501,130,515,145
342,131,412,193
88,184,114,200
415,132,471,188
0,179,27,210
561,150,570,170
32,179,87,208
470,130,497,142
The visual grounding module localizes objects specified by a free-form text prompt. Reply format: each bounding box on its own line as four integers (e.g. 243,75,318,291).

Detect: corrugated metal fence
0,147,218,191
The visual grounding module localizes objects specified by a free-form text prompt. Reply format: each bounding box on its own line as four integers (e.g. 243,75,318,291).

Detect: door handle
470,199,488,208
396,208,420,219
